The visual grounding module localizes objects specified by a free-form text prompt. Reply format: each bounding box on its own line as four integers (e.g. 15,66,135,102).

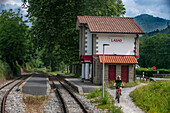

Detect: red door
109,65,116,82
121,65,128,83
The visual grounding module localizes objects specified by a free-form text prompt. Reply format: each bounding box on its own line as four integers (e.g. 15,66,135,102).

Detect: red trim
93,54,140,57
82,55,92,61
82,78,85,80
135,55,140,57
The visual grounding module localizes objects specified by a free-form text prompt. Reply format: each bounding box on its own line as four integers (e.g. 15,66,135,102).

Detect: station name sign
110,38,123,43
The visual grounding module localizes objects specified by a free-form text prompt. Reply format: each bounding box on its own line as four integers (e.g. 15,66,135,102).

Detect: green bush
105,80,143,89
87,89,101,99
136,68,170,77
100,96,110,105
0,60,12,79
87,88,122,113
130,81,170,113
31,58,44,68
65,72,81,78
25,62,33,72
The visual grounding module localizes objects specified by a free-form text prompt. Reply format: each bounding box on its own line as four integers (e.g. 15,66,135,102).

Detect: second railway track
49,75,89,113
0,75,30,113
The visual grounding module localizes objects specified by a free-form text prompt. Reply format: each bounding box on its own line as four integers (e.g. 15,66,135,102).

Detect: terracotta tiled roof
99,56,138,64
77,16,144,34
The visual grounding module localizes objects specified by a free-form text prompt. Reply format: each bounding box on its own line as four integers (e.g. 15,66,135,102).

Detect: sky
0,0,170,20
0,0,25,13
122,0,170,20
0,0,30,25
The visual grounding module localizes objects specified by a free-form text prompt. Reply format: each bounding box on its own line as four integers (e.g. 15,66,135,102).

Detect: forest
0,0,169,79
0,0,126,78
139,32,170,69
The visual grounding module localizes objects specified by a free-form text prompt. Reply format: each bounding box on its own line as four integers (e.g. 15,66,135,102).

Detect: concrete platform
58,74,101,94
22,72,48,96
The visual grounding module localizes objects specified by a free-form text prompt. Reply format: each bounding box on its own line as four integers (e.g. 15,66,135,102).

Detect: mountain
144,26,170,37
134,14,170,33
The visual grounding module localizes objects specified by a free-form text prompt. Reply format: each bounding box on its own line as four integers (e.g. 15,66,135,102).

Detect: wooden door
109,65,116,82
121,65,128,83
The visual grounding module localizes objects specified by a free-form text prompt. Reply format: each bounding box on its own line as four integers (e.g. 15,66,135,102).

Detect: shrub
87,89,101,99
130,81,170,113
87,88,122,113
136,68,170,77
105,80,142,89
0,60,12,79
25,62,33,72
65,72,81,78
100,96,110,105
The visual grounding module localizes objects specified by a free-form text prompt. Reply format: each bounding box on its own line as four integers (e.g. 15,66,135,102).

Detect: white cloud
144,9,160,18
123,0,141,17
0,0,22,6
0,0,27,15
129,8,140,16
122,0,170,19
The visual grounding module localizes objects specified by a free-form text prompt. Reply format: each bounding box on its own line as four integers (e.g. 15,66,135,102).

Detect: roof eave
100,62,138,64
90,32,145,34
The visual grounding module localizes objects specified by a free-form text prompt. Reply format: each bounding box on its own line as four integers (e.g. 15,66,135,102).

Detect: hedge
0,60,12,79
136,68,170,77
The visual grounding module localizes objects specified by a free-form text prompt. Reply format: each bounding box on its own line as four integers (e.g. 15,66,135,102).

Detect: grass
64,72,81,78
86,88,122,113
23,96,49,113
130,81,170,113
45,71,60,75
105,80,148,89
29,68,65,75
56,71,64,74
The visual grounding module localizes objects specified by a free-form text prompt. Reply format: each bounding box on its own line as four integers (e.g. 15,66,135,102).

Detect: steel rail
1,75,30,113
56,76,89,113
48,75,68,113
0,77,21,90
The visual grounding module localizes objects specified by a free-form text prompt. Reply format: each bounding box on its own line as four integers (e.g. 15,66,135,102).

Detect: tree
22,0,126,70
0,9,28,74
139,33,170,69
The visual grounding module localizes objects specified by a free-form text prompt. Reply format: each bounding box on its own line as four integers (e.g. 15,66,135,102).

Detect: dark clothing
115,80,123,89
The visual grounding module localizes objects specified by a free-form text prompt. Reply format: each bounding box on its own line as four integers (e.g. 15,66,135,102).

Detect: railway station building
76,16,144,85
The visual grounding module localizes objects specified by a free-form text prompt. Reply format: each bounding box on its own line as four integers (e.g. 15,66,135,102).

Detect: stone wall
104,64,109,84
93,56,102,85
116,65,121,76
93,62,135,84
129,64,134,83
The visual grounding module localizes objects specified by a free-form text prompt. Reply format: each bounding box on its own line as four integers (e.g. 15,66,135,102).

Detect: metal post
102,45,105,99
82,63,84,79
102,44,109,99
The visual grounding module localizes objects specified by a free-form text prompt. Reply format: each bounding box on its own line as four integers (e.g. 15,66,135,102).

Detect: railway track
0,75,30,113
49,75,89,113
0,77,21,90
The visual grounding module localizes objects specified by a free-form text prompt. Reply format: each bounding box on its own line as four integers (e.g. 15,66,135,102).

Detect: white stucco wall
85,28,92,55
96,34,135,55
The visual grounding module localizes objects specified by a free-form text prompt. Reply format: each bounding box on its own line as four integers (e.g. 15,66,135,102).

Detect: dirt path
106,83,147,113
